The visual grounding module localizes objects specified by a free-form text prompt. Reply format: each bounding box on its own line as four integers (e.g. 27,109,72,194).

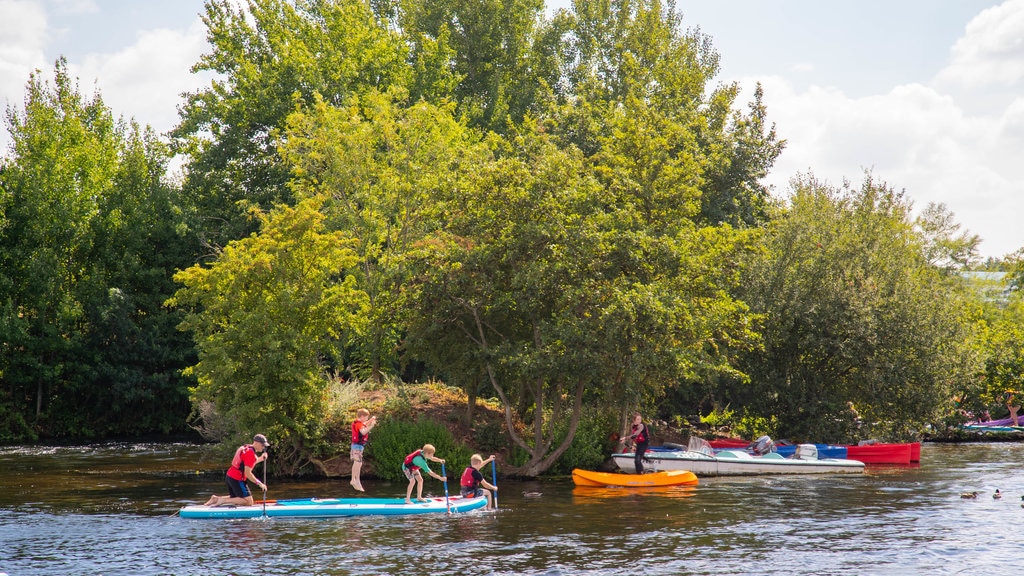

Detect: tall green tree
172,0,411,249
168,197,368,473
393,0,554,133
404,117,759,476
0,60,194,441
735,174,981,441
553,0,784,227
279,91,485,382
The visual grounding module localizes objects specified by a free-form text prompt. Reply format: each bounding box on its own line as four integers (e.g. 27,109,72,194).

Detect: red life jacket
460,466,477,488
403,449,423,471
352,420,368,444
633,423,649,444
228,444,255,480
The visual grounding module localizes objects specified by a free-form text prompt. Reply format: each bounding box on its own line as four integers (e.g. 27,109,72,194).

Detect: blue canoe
179,495,488,519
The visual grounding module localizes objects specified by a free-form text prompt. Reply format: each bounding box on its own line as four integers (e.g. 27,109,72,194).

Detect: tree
0,59,195,440
172,0,411,249
167,197,369,473
393,0,554,133
404,118,759,476
735,173,982,441
279,91,486,382
552,0,784,227
916,201,981,272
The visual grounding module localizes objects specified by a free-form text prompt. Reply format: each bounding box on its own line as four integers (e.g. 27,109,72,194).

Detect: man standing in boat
203,433,270,507
621,413,651,474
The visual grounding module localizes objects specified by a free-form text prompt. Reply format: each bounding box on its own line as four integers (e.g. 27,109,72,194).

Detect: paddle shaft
441,462,451,515
262,457,268,517
491,459,498,509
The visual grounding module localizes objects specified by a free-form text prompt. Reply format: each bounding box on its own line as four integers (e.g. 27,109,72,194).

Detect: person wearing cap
203,434,270,507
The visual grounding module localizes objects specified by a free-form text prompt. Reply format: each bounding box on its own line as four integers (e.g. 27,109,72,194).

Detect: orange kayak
571,468,698,488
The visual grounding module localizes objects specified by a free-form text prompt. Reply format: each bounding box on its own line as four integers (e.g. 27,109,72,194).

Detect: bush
368,416,473,482
473,421,507,453
547,409,617,475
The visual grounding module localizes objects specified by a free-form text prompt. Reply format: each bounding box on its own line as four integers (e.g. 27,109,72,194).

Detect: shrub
547,409,617,475
473,421,507,453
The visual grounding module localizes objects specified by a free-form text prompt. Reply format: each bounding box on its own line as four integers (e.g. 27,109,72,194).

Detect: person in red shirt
349,408,377,492
203,433,270,507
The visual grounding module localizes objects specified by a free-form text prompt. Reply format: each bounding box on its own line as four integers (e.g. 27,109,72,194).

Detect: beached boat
179,495,487,519
613,439,865,477
571,468,698,488
708,438,921,465
961,417,1024,434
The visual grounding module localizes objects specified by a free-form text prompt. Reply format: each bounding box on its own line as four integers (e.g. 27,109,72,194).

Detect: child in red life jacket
460,454,498,510
402,444,447,504
349,408,377,492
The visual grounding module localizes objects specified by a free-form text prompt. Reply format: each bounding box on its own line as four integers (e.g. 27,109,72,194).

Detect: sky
1,0,1022,259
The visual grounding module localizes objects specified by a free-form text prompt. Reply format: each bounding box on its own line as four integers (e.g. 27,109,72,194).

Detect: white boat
612,438,865,477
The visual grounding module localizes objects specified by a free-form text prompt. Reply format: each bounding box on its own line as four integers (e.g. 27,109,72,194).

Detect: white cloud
0,0,49,111
71,18,212,136
937,0,1024,88
752,71,1024,259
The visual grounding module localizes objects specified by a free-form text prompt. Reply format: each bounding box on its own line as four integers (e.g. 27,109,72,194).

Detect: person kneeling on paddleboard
460,454,498,510
203,433,270,507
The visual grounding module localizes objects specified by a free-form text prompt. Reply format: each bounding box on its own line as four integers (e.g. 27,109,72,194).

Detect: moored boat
709,438,921,465
571,468,698,488
179,495,487,519
614,439,865,477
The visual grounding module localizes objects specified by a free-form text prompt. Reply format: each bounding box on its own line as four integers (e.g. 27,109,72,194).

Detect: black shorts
225,474,250,498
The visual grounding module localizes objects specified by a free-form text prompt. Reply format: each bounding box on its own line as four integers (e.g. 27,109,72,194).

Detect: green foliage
732,411,778,441
172,0,412,248
732,173,982,442
547,409,618,475
367,417,473,482
0,59,195,441
473,421,507,454
168,197,369,472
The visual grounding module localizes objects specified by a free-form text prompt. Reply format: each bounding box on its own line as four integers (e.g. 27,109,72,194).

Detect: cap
253,433,270,446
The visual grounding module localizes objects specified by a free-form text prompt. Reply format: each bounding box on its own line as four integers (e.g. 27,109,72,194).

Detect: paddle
262,454,268,518
441,462,451,515
491,458,498,510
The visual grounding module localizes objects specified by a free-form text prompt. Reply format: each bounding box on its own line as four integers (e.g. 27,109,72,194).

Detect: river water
0,441,1021,575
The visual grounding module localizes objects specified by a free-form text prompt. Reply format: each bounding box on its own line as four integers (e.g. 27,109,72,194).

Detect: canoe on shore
179,495,487,519
571,468,698,488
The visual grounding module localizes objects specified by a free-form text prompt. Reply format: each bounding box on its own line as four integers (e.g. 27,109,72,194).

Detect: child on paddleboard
460,454,498,510
402,444,447,503
349,408,377,492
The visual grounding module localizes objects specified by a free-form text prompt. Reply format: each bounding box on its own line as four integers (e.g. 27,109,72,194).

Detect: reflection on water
0,442,1023,575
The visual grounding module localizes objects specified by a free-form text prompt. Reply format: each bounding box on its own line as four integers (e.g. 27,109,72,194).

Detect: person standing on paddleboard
350,408,377,492
402,444,446,504
622,413,650,474
203,433,270,507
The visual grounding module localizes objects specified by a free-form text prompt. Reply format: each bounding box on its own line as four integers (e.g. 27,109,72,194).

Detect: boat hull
571,468,698,487
613,450,865,477
179,495,487,519
709,439,921,464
